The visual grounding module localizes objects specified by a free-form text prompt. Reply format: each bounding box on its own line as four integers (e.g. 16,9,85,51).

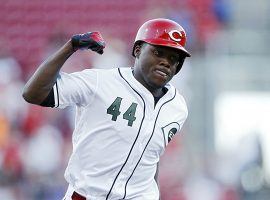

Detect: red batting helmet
132,18,191,73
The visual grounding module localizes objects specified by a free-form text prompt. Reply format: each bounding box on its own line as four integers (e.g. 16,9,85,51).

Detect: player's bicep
54,70,98,109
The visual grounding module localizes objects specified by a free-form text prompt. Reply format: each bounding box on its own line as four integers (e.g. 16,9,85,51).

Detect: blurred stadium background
0,0,270,199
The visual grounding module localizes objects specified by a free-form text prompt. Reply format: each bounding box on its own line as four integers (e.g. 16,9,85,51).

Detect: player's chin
149,77,169,88
151,74,172,87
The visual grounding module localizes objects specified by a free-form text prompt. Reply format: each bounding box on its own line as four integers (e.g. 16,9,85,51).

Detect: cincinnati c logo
168,30,183,42
161,122,180,143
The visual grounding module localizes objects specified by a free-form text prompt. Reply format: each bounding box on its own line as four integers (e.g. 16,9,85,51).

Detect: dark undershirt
40,89,55,107
154,87,168,105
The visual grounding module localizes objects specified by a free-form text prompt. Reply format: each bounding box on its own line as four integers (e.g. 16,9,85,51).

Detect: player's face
133,43,183,91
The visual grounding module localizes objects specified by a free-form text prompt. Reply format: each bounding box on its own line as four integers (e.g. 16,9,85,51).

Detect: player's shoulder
82,67,123,76
94,67,133,80
66,68,114,81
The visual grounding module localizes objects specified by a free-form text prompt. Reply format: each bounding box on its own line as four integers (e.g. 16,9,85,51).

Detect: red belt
71,191,86,200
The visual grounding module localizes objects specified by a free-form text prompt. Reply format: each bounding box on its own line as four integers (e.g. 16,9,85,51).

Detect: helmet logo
168,30,183,42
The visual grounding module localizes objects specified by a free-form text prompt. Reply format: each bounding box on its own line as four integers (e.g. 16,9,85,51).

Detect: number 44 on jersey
107,97,138,127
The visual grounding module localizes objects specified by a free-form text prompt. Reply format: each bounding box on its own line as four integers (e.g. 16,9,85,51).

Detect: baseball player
23,18,190,200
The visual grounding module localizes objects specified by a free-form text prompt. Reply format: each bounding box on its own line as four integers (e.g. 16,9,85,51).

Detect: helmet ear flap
175,57,185,74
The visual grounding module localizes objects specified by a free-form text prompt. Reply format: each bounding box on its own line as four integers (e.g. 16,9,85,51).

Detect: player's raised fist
71,32,105,54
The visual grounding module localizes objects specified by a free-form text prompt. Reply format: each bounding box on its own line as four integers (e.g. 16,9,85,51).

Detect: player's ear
134,43,142,58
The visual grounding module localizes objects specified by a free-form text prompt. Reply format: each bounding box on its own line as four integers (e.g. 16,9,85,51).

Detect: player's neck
132,68,164,98
151,88,165,98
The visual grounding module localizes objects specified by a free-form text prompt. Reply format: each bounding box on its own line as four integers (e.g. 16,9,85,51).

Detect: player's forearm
22,40,74,104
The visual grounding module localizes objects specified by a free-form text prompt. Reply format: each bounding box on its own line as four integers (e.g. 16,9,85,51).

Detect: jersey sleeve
178,96,188,129
174,91,188,132
53,69,98,109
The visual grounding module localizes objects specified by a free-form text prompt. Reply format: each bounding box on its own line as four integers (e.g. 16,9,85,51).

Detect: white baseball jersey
53,67,188,200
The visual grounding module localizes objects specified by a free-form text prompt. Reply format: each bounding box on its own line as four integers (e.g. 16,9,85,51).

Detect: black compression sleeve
40,89,55,107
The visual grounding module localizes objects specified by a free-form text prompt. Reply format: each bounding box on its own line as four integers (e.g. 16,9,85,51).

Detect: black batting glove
71,32,106,54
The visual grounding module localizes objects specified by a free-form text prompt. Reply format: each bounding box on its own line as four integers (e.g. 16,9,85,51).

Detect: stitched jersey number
123,103,137,126
107,97,122,121
107,97,137,127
